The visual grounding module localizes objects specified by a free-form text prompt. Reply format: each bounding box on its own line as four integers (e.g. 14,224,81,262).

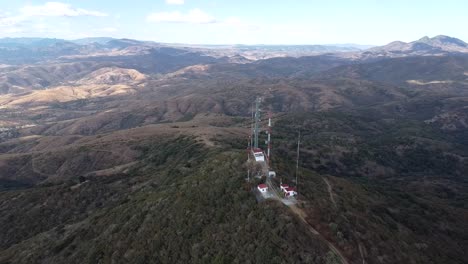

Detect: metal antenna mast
254,97,261,149
267,111,272,163
295,131,301,192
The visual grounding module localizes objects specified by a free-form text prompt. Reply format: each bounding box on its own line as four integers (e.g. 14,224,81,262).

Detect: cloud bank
21,2,108,17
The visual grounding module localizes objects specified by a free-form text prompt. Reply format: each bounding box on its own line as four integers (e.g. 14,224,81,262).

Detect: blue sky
0,0,466,45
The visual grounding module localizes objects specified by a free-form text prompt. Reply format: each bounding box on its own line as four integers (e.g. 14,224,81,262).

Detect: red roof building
284,187,297,196
252,148,263,153
257,183,268,193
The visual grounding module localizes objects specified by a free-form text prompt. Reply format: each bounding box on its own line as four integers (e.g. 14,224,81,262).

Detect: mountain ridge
367,35,468,56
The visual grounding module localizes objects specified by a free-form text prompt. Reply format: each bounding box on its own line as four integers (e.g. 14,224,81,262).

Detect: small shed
252,148,265,162
284,187,297,197
257,183,268,193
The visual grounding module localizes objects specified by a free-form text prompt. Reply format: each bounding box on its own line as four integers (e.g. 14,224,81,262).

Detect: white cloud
165,0,185,5
0,12,23,27
20,2,108,17
0,2,109,38
147,8,216,24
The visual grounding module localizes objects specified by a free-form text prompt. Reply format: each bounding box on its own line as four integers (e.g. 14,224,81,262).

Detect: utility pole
295,131,301,192
247,137,250,162
250,102,254,151
267,111,272,164
247,129,250,182
247,103,253,182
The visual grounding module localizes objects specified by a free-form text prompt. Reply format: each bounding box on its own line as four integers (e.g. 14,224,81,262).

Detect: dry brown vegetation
0,39,468,263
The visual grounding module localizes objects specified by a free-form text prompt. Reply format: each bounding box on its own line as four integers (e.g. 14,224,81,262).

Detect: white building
257,183,268,193
284,187,297,197
252,148,265,162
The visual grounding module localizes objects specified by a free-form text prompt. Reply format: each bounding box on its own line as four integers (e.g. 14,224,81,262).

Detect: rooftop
252,148,263,153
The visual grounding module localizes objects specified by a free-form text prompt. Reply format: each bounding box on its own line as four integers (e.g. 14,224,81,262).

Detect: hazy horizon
0,35,380,47
2,35,466,48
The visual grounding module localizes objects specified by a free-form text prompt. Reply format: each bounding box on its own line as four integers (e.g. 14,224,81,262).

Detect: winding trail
264,173,349,264
323,177,337,208
288,203,350,264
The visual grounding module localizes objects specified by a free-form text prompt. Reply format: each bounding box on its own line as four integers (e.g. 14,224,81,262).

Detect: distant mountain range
0,37,125,46
0,37,365,64
0,35,467,64
0,37,370,50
